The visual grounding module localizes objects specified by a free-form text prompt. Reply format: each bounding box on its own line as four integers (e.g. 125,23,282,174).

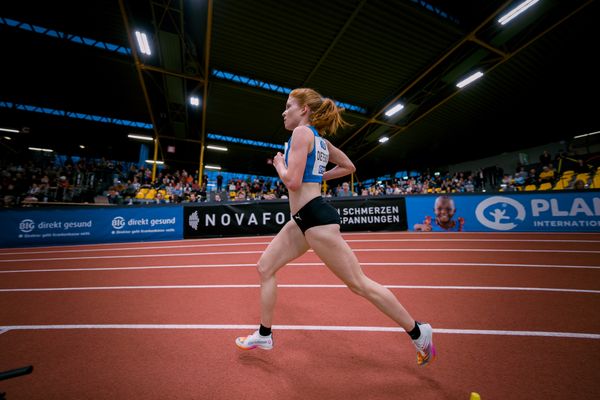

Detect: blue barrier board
0,205,182,247
405,192,600,232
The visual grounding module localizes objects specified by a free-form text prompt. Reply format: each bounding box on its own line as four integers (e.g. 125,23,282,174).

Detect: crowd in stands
1,155,137,207
498,150,599,192
1,147,599,208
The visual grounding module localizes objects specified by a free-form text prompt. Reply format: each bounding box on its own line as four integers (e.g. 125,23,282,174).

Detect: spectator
107,187,123,205
573,179,586,190
539,166,555,184
464,178,475,192
186,192,199,203
514,167,528,186
154,192,166,204
337,182,353,197
525,168,538,186
539,150,552,167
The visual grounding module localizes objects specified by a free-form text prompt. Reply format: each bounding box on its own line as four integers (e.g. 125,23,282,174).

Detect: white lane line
1,247,598,263
0,251,262,262
0,324,598,339
0,242,271,255
2,261,599,274
0,263,258,273
1,231,597,253
1,238,597,256
0,235,278,252
0,284,598,294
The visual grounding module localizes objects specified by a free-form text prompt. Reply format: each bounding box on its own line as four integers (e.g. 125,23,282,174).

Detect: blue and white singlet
284,125,329,183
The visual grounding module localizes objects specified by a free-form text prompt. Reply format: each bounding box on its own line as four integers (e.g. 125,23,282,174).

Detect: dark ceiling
0,0,598,181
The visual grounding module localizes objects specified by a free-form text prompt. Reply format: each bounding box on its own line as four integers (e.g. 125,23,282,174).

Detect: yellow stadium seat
135,188,149,199
553,179,568,190
539,182,552,191
591,176,600,189
562,170,574,177
145,189,157,199
525,184,537,191
575,173,590,182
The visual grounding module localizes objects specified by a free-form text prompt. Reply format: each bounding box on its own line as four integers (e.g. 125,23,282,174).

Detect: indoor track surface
1,231,599,399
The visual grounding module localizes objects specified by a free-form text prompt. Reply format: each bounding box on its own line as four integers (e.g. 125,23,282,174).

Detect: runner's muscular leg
258,220,309,327
305,224,415,331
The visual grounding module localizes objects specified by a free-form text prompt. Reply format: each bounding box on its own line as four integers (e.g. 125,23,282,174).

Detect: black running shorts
292,196,340,234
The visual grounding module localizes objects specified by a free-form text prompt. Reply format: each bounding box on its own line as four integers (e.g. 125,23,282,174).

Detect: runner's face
282,97,304,130
435,199,455,222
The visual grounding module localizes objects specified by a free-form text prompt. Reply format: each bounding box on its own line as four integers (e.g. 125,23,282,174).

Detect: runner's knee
256,258,274,280
346,279,368,297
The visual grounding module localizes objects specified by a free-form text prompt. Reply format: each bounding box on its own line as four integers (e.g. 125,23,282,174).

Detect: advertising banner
0,205,182,247
405,191,600,232
333,196,407,232
184,196,407,238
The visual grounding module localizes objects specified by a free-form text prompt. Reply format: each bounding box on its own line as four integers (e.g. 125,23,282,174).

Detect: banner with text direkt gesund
0,205,183,247
183,196,407,238
405,191,600,232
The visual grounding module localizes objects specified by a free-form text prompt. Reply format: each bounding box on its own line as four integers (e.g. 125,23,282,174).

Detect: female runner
235,88,435,366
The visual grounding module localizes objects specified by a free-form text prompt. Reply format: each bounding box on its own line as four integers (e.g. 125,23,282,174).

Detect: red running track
1,232,600,399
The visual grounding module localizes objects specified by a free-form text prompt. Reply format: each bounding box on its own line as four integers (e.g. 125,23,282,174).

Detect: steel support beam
140,63,204,82
339,0,514,149
355,0,594,163
118,0,162,182
198,0,213,183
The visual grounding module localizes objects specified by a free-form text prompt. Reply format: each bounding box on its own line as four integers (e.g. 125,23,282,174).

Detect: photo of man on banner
413,195,464,232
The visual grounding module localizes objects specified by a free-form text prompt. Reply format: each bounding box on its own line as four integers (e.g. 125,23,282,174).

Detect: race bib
312,137,329,176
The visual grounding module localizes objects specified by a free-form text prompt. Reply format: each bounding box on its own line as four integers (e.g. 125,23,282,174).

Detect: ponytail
289,88,350,136
311,98,349,135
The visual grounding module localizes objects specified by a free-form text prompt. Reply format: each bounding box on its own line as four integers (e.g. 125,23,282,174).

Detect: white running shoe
412,322,436,366
235,330,274,350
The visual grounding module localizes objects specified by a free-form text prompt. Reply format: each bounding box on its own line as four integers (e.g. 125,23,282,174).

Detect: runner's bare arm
273,126,312,191
322,139,355,181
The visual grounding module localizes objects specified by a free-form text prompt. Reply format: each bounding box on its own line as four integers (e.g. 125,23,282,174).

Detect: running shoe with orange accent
235,330,273,350
412,322,436,366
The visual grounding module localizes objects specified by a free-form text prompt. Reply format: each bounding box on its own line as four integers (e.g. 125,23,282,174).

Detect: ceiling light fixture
128,133,153,141
206,145,228,151
205,165,222,170
189,96,200,107
456,71,484,88
378,137,389,143
384,104,404,117
145,160,164,165
0,127,19,133
573,130,600,139
28,147,53,152
498,0,539,26
135,31,152,55
3,136,12,140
